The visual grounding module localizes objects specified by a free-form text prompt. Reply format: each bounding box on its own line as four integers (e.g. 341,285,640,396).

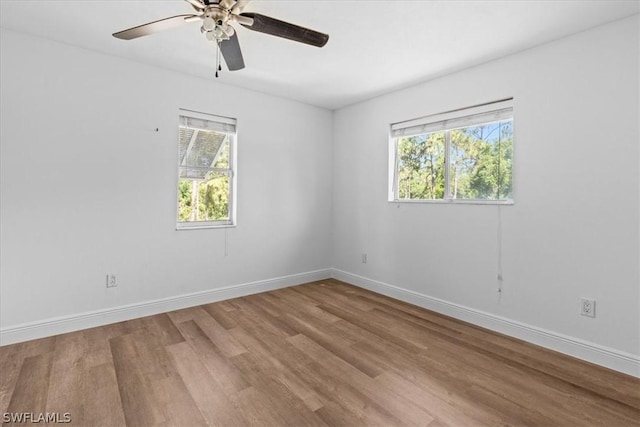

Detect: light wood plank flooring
1,279,639,426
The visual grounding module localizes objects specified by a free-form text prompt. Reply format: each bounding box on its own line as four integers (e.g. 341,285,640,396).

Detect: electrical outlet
361,253,367,264
580,298,595,318
106,274,117,288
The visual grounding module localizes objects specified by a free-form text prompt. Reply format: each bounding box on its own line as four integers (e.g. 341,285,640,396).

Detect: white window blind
389,98,514,203
179,109,236,134
177,109,237,229
391,98,513,138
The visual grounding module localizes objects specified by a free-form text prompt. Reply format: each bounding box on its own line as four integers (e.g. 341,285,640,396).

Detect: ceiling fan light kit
112,0,329,77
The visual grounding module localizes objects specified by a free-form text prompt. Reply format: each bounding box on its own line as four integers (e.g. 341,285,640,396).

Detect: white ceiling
1,0,638,109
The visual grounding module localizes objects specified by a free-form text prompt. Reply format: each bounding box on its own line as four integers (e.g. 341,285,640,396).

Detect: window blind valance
391,98,513,138
179,109,237,134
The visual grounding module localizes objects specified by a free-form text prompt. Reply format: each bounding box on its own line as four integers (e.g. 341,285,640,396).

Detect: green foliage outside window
177,119,233,225
177,174,229,222
398,132,446,199
397,120,512,201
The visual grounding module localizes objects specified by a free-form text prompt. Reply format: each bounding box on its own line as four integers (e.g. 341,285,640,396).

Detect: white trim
390,199,514,206
176,111,237,228
0,269,331,346
330,268,640,378
4,267,637,378
388,102,514,203
176,221,235,230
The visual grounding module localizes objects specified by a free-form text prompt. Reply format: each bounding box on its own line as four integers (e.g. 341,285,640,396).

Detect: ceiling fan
112,0,329,77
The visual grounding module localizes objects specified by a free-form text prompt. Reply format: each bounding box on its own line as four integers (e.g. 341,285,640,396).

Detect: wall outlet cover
580,298,596,318
106,274,117,288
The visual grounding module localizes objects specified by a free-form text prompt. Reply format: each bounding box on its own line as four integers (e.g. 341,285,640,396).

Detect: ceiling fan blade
231,0,251,14
113,15,197,40
239,13,329,47
184,0,205,9
219,31,245,71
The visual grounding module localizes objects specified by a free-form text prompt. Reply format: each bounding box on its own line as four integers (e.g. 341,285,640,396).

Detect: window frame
389,99,514,205
176,108,237,230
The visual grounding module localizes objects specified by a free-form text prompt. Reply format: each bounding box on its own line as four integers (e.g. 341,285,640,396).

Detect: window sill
176,223,236,231
390,199,514,206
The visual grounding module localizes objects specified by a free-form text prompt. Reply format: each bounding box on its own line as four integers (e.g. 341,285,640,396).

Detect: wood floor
1,279,639,426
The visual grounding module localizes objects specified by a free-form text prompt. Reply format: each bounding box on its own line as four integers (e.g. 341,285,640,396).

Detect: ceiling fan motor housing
202,7,233,41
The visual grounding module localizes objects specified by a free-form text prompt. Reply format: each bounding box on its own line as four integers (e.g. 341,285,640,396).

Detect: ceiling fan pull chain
215,41,221,78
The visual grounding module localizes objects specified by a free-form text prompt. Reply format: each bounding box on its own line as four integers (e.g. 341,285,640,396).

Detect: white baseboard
331,268,640,378
4,267,638,378
0,269,331,346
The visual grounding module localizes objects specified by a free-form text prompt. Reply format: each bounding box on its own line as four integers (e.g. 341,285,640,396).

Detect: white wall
0,29,333,331
1,16,638,375
332,16,639,360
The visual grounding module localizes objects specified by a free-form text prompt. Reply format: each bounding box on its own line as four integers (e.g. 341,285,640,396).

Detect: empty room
1,0,639,425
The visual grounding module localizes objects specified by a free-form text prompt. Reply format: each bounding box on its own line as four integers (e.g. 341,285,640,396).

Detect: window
177,109,236,229
390,99,513,203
